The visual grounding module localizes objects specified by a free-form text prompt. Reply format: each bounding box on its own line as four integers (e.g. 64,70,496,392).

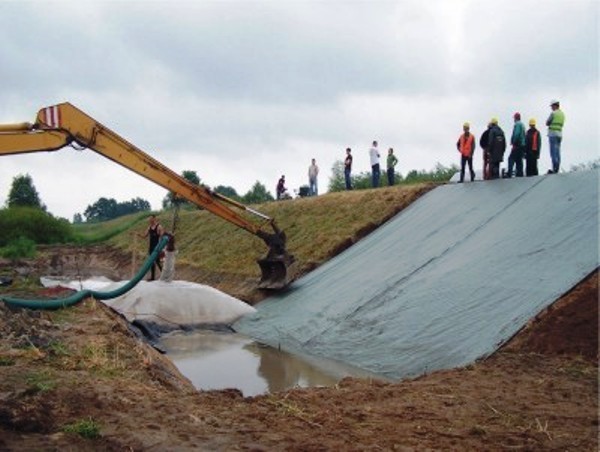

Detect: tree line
0,163,501,230
0,174,71,257
8,159,598,225
1,159,596,258
327,161,459,192
161,170,275,209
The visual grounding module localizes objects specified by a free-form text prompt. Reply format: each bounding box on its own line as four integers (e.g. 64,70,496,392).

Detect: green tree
404,163,458,183
0,236,36,259
328,161,458,192
7,174,45,210
84,197,118,222
181,170,200,185
0,206,73,247
328,161,403,192
214,185,241,201
113,197,150,217
83,197,151,222
162,170,203,209
242,181,274,204
328,160,346,192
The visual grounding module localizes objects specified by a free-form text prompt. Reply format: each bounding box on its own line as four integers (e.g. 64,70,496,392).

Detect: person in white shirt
369,140,381,187
159,233,177,283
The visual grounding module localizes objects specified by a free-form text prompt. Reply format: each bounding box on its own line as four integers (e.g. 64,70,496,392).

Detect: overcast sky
0,0,598,220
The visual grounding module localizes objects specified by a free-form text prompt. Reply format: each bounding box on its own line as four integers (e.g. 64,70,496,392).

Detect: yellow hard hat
529,118,536,126
491,117,498,125
463,122,470,128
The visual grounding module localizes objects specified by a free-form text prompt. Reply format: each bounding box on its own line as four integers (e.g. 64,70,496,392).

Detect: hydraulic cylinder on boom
0,103,294,289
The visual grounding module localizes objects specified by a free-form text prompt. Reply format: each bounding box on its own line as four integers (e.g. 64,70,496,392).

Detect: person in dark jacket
487,118,506,180
525,118,542,176
276,175,288,200
480,123,491,180
344,148,353,190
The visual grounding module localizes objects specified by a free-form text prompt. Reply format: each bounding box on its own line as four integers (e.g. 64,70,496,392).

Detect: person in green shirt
386,148,398,186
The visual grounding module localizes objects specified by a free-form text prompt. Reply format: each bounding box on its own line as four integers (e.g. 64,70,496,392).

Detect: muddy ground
0,248,597,451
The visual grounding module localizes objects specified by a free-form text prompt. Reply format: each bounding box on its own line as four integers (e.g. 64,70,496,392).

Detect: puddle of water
159,330,380,397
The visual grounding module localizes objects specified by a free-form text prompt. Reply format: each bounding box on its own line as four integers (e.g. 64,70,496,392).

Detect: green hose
1,235,169,310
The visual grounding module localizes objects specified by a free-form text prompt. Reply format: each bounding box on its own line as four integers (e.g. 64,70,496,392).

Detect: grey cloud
0,0,597,220
461,0,598,95
102,2,449,103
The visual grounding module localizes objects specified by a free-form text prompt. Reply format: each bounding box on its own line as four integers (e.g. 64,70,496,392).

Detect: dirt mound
505,269,598,360
0,248,597,450
1,245,133,282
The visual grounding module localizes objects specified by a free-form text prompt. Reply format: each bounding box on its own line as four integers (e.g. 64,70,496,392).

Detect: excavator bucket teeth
257,255,294,290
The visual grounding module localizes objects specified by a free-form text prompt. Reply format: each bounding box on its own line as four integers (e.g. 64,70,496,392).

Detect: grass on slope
108,183,435,278
72,212,150,243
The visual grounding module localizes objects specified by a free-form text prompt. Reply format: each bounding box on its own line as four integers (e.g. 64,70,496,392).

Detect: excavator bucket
257,254,295,290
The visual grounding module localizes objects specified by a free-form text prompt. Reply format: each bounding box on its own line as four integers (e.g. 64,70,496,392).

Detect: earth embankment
0,180,597,450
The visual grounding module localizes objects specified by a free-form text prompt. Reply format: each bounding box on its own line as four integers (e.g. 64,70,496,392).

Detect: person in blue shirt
505,112,526,178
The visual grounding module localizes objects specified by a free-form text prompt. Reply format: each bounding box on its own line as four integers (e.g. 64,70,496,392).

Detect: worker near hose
140,214,164,281
159,233,177,283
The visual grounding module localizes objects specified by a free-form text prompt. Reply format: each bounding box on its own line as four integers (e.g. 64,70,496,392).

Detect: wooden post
131,232,138,279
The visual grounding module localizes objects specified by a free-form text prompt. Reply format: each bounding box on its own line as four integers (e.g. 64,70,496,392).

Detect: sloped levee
235,170,599,380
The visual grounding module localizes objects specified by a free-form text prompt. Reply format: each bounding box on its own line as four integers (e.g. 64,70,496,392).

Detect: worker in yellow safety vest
546,100,565,174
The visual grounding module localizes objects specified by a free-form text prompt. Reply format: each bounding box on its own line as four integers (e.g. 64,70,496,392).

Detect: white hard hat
550,99,560,106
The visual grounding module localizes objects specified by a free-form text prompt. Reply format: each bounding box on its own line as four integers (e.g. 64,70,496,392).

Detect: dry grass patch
109,183,435,279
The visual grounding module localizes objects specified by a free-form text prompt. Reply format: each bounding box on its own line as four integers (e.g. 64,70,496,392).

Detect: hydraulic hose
1,235,169,310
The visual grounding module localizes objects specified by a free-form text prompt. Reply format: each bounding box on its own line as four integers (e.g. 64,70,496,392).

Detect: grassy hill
72,212,149,243
72,183,436,301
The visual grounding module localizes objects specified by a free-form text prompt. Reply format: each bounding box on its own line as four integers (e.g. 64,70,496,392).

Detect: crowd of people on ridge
276,140,400,199
276,99,565,199
142,101,565,282
457,99,565,182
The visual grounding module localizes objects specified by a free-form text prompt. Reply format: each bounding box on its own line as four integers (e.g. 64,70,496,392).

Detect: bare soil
0,249,597,451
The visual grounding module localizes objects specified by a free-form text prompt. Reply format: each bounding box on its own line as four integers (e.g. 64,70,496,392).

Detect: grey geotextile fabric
235,170,599,380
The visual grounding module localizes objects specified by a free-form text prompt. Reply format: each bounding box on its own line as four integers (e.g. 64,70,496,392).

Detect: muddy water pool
159,330,382,397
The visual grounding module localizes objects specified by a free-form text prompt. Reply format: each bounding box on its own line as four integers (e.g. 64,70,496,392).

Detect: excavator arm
0,103,293,289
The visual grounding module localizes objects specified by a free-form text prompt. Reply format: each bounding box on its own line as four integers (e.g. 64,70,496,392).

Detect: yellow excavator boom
0,103,293,289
